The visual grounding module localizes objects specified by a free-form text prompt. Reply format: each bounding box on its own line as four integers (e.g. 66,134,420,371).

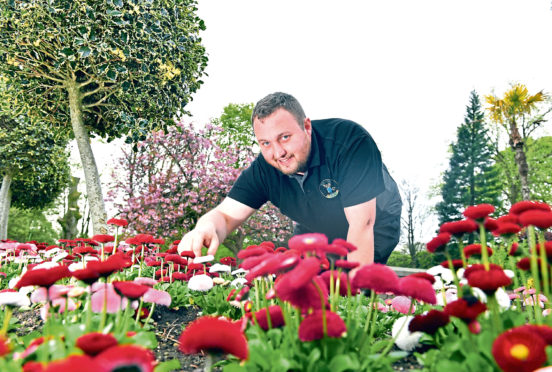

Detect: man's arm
177,197,256,258
344,198,377,267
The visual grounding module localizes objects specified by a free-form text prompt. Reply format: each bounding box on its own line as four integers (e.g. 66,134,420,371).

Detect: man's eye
262,142,270,147
281,135,290,141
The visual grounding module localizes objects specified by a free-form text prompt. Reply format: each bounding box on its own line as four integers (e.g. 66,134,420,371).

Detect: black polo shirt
228,118,402,253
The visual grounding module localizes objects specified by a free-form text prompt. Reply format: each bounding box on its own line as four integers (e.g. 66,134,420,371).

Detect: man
178,92,402,266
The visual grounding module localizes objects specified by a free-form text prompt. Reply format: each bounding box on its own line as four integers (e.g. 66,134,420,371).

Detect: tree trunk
509,121,531,200
58,176,81,239
66,81,108,235
0,172,13,240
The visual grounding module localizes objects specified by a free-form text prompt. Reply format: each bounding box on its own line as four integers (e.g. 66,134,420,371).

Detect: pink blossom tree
109,121,292,254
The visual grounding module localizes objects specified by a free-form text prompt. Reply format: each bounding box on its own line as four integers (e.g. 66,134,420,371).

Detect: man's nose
273,142,286,158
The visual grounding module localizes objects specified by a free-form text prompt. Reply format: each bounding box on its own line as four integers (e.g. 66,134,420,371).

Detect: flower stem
478,223,490,270
364,290,376,333
528,225,543,324
0,306,13,335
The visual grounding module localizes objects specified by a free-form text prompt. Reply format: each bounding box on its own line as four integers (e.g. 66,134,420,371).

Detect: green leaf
328,354,360,372
78,46,92,58
106,68,117,81
154,359,181,372
128,331,158,348
107,9,123,16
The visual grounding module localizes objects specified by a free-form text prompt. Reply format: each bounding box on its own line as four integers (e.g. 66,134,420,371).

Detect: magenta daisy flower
95,344,156,372
178,316,248,360
351,263,400,294
75,332,118,356
298,310,346,341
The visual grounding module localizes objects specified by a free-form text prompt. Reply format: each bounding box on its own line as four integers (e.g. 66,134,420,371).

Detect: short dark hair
251,92,306,129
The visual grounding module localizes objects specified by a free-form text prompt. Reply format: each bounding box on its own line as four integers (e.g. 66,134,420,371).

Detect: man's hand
177,223,220,259
176,197,257,260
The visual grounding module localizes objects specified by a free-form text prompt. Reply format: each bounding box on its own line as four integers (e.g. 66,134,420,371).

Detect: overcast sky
86,0,552,239
183,0,551,186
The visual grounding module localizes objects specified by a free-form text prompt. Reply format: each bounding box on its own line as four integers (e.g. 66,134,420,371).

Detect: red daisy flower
509,242,520,256
275,276,328,312
87,253,132,278
179,250,196,259
497,214,519,224
298,310,346,341
73,246,98,256
251,305,285,330
178,316,248,360
239,253,272,270
106,218,129,227
439,219,479,236
15,265,71,289
463,244,493,259
288,233,329,254
443,297,487,323
493,222,522,237
492,327,547,372
260,241,276,250
331,238,358,252
463,204,495,221
220,257,237,266
95,344,156,372
397,276,437,304
484,217,499,231
44,355,101,372
22,361,44,372
238,246,269,259
516,257,533,271
319,270,355,296
510,201,551,216
426,233,451,253
91,235,115,244
408,309,450,334
334,260,360,271
407,272,436,284
0,335,10,357
275,257,321,291
318,244,349,257
515,324,552,345
245,252,300,282
465,266,512,294
352,263,400,294
518,210,552,229
440,259,463,269
75,332,118,356
112,281,150,299
72,267,101,285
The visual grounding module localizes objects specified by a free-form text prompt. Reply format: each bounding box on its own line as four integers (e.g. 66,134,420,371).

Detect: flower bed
1,201,552,371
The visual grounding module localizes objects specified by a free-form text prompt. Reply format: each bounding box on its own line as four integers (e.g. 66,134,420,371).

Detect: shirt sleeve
227,158,268,210
336,134,385,208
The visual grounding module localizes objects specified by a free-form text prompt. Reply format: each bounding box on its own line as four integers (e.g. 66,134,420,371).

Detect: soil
14,306,423,371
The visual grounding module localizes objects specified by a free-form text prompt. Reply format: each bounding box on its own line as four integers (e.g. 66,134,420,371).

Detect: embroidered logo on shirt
319,179,339,198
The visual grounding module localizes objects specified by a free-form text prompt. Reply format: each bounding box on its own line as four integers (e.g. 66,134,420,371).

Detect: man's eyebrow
257,132,290,142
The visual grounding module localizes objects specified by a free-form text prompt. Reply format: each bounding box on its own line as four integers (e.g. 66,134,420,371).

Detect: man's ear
303,118,312,135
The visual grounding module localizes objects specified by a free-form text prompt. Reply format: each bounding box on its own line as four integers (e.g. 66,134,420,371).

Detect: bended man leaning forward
178,92,402,267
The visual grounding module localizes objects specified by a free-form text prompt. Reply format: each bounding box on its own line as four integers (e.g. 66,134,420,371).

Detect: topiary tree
0,116,70,239
0,0,208,234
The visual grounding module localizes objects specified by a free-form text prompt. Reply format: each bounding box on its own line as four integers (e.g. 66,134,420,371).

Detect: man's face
253,108,312,175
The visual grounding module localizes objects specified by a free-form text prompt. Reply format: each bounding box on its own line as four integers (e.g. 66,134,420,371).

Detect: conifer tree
436,91,502,223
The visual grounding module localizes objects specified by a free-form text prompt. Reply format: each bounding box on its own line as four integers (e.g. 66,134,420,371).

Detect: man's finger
206,235,219,257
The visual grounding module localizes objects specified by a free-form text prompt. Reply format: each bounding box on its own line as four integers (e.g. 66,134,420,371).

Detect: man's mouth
278,156,293,166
